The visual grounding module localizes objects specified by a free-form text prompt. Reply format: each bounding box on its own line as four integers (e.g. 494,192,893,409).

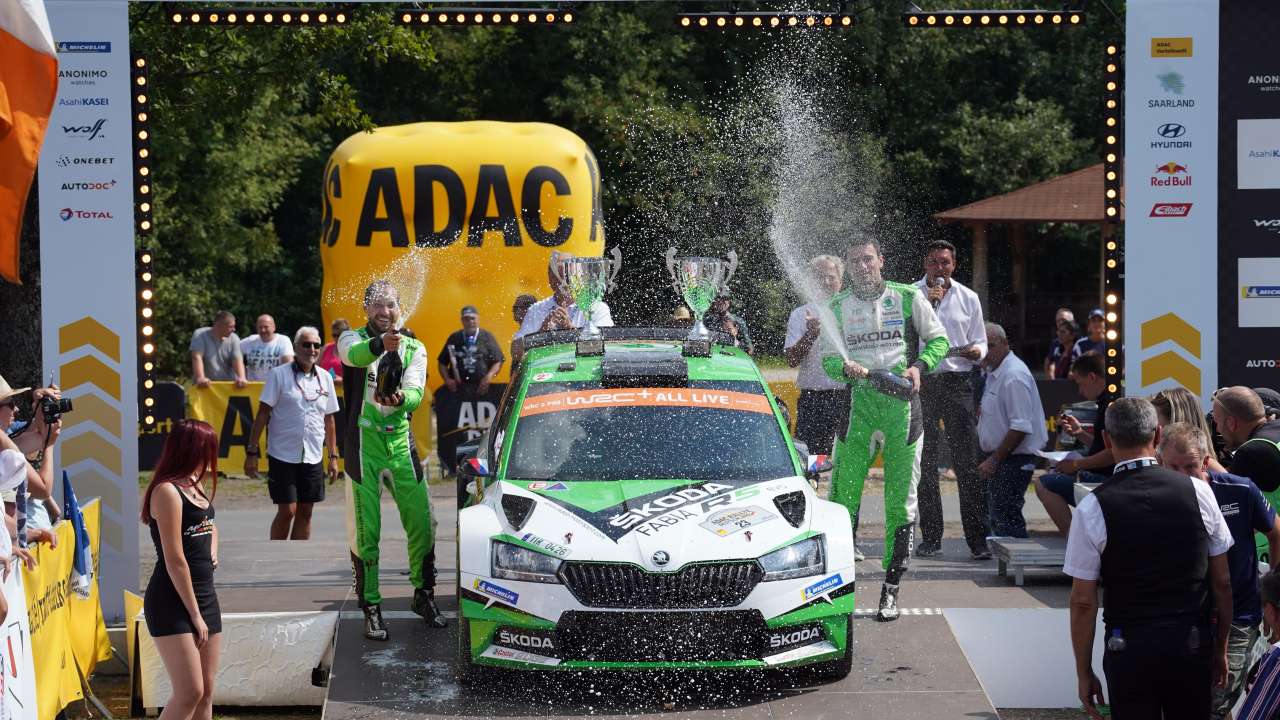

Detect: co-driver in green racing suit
339,280,447,640
822,238,949,622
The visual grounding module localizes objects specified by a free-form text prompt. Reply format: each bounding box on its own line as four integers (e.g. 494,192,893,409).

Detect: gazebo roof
933,163,1123,224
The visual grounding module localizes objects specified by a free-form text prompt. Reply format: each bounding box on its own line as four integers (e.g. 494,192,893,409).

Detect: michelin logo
57,41,111,53
801,573,844,601
474,579,519,606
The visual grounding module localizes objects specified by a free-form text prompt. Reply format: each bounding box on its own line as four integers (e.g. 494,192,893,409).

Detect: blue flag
63,471,94,598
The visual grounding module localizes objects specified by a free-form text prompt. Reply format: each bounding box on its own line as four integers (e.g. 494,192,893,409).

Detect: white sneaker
876,583,900,622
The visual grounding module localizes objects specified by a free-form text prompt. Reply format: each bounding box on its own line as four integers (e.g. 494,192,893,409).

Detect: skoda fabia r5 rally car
455,328,855,680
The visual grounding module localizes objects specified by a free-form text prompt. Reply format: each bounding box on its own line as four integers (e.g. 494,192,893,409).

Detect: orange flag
0,0,58,285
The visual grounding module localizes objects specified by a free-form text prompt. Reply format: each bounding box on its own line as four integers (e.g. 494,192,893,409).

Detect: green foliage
128,1,1118,376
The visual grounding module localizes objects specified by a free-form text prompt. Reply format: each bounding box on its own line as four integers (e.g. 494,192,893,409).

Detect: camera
40,396,73,424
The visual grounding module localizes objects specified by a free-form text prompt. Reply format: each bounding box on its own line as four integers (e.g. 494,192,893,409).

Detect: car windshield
504,381,796,481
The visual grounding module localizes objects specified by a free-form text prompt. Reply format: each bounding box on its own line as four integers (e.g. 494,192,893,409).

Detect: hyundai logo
1157,123,1187,139
652,551,670,566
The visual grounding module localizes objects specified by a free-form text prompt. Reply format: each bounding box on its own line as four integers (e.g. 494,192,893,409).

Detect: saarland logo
1150,203,1192,218
59,208,114,221
1150,71,1195,108
1151,162,1191,187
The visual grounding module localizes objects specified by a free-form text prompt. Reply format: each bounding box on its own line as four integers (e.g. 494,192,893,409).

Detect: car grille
558,561,763,609
556,610,768,662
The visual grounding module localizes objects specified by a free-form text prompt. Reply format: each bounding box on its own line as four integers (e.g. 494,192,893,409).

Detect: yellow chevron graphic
59,316,121,362
62,429,123,475
63,393,122,439
62,355,121,401
1141,351,1202,395
71,469,124,550
1140,313,1201,358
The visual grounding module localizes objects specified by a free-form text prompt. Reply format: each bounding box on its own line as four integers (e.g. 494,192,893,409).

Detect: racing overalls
822,281,948,585
339,325,435,608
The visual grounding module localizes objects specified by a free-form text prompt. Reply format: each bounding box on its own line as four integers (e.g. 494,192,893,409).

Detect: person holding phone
141,420,221,720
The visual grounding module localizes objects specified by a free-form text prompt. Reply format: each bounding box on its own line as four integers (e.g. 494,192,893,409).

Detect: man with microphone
915,239,990,560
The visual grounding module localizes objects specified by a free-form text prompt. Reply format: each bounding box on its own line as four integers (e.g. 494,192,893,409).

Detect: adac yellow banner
23,498,112,720
187,382,354,472
319,121,606,392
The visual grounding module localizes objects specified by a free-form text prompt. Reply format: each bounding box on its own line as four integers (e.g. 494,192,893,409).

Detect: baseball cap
1089,308,1105,319
460,305,479,317
0,374,31,405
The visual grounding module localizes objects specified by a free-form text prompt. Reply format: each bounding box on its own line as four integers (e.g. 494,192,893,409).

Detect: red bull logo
1151,162,1191,187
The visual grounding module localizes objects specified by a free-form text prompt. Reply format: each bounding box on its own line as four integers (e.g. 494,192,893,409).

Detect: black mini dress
143,487,221,637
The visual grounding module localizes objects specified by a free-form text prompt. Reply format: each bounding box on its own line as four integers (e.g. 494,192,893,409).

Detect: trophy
665,248,739,342
549,248,623,341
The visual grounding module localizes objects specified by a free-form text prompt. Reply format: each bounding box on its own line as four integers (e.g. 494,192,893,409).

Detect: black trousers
794,388,851,456
1102,620,1212,720
918,370,989,552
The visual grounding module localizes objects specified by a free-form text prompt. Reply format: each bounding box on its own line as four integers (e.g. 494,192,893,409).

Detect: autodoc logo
58,208,114,221
55,41,111,53
1255,219,1280,235
53,155,115,167
1245,359,1280,368
1151,123,1190,149
60,180,118,192
58,97,109,107
1150,71,1195,108
61,118,106,141
1150,202,1192,218
1152,162,1191,187
1248,74,1280,93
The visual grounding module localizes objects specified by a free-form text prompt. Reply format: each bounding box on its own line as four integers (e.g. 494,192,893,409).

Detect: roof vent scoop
774,491,807,528
599,348,689,388
501,494,536,530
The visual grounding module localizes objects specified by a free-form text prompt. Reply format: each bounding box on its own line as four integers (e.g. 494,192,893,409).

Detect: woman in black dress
141,419,221,720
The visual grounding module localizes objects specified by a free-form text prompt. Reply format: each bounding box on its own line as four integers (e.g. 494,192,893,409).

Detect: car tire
809,613,854,681
455,543,483,686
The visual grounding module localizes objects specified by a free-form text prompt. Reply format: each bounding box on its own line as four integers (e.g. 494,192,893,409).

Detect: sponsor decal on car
609,482,766,538
520,388,773,417
495,627,556,652
474,578,520,606
520,532,571,557
801,573,844,602
528,481,568,491
482,645,562,666
767,623,826,652
533,372,555,382
699,505,778,537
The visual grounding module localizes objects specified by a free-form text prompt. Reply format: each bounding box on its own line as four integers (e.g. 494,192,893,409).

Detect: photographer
0,375,65,542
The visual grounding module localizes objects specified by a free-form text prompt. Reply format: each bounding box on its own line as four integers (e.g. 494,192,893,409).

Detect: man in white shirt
240,314,294,382
784,255,851,458
512,254,614,356
1065,397,1234,720
915,240,990,559
244,327,340,540
976,323,1047,538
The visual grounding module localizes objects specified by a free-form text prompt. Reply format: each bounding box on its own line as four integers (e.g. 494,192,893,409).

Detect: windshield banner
518,388,773,417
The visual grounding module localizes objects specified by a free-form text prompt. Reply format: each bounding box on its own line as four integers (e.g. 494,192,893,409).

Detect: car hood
498,476,815,571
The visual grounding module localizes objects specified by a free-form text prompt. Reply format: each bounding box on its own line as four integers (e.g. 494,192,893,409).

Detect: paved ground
131,476,1077,719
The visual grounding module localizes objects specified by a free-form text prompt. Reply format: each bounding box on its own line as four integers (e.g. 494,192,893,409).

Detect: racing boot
363,604,389,641
876,583,900,623
412,589,448,629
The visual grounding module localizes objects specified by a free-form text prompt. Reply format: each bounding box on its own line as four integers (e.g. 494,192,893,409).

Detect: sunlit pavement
145,482,1071,717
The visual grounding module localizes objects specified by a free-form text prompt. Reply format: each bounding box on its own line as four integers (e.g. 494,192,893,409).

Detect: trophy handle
722,250,740,294
664,247,682,296
605,247,623,292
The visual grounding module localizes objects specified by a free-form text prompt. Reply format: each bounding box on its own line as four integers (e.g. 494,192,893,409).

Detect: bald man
241,313,294,381
1214,386,1280,500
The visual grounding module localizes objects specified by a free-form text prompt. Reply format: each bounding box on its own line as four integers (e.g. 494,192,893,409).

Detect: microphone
930,276,944,308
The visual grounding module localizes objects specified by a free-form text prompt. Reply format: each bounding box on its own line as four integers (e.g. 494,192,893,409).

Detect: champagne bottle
375,330,404,400
867,368,914,401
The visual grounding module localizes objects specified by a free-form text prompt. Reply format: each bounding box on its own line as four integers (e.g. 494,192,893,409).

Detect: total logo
1255,219,1280,235
61,180,118,191
1151,162,1191,187
1248,74,1280,93
1150,203,1192,218
61,118,106,141
53,155,115,167
58,207,114,221
1151,123,1191,150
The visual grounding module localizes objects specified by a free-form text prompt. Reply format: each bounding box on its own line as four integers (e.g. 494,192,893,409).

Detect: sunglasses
298,342,323,350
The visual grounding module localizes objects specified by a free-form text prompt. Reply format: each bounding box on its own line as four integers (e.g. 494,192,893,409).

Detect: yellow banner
22,498,112,720
187,381,354,473
319,121,606,392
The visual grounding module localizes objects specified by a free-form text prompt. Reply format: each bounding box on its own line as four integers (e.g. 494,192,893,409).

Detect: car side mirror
457,456,491,509
794,441,833,479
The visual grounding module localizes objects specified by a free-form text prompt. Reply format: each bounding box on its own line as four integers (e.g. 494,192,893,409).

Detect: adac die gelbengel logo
1150,37,1193,58
59,208,114,222
55,41,111,53
1242,286,1280,299
1152,162,1191,187
61,118,106,141
1150,203,1192,218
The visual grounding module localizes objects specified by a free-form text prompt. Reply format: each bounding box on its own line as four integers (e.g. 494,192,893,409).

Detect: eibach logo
1150,203,1192,217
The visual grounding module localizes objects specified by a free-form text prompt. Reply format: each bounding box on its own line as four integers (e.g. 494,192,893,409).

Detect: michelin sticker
475,578,520,607
801,573,844,602
700,505,778,537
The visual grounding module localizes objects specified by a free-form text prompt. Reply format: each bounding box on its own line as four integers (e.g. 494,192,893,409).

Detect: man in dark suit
1065,396,1234,720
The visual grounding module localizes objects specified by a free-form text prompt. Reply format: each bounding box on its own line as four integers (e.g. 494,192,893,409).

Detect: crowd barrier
0,499,113,720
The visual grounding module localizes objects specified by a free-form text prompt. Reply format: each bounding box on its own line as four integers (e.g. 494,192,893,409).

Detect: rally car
454,328,855,680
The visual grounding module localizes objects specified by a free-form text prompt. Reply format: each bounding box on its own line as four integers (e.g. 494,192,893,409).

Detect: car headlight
491,540,562,584
758,536,825,581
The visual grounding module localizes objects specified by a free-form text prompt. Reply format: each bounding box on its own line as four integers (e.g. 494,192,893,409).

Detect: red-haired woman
141,419,221,720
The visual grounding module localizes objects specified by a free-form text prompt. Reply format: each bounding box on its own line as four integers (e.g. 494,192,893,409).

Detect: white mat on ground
139,611,337,709
944,608,1106,709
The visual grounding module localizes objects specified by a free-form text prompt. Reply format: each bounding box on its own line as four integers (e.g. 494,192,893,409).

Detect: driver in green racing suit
822,237,949,622
339,280,446,640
